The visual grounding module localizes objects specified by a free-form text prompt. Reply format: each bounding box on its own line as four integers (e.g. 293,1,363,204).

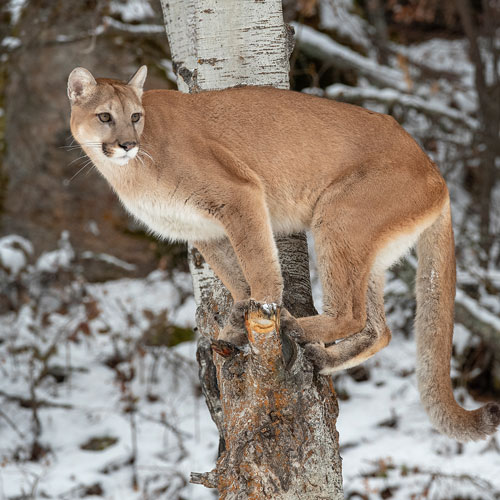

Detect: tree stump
192,301,342,498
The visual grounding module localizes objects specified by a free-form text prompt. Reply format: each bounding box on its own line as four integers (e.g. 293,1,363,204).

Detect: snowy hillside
1,233,499,500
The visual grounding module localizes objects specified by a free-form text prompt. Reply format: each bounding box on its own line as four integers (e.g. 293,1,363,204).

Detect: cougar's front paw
218,300,250,345
303,342,335,375
280,308,307,344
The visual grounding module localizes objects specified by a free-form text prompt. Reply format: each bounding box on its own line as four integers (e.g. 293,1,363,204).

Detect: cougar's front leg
215,189,283,305
199,187,283,344
194,238,251,345
193,238,250,302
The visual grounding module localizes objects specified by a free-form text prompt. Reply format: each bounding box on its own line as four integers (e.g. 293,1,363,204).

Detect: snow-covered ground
338,330,500,499
1,235,499,500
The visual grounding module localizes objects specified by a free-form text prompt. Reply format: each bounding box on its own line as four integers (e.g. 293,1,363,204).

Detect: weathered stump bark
161,1,343,497
193,301,342,498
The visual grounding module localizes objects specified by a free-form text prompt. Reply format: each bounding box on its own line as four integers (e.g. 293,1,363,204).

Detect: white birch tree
160,1,343,498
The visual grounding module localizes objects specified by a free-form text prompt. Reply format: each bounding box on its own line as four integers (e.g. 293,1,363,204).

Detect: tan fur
68,67,499,442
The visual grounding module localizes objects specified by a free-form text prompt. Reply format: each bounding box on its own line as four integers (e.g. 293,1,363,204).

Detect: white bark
160,0,197,93
162,0,290,91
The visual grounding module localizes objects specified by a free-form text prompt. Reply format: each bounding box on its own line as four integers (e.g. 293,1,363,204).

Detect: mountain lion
67,65,499,442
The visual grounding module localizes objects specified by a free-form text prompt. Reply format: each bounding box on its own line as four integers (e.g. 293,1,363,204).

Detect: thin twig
0,407,24,438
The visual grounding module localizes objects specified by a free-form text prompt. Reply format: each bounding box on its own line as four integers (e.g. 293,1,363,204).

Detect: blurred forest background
0,0,499,499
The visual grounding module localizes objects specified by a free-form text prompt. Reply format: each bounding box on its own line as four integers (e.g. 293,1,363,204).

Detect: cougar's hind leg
298,166,429,371
304,272,392,374
296,185,377,345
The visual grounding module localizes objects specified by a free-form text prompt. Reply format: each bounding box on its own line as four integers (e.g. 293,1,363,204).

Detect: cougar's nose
118,141,137,152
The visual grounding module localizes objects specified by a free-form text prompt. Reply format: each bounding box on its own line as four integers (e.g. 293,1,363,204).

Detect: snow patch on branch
80,251,137,272
102,16,164,34
36,231,74,273
325,83,479,129
456,289,500,333
109,0,155,22
292,22,408,92
318,0,371,49
6,0,27,25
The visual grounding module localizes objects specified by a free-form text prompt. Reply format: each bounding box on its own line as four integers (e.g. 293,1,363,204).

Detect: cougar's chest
121,195,226,242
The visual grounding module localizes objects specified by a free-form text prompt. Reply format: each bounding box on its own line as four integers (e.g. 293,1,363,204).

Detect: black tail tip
481,402,500,435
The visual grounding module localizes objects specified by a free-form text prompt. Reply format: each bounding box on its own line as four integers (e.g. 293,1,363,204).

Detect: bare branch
0,388,73,409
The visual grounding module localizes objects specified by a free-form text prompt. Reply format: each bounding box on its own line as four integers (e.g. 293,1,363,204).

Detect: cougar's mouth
102,143,138,165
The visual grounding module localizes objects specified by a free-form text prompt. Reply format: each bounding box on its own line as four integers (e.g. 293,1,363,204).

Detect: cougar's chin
111,156,132,166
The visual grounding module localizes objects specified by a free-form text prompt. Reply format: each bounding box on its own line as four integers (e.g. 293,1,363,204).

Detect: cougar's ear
68,67,97,105
127,65,147,97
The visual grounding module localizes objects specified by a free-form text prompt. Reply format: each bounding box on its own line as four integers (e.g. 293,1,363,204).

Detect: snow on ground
1,235,499,499
0,235,33,276
338,334,500,499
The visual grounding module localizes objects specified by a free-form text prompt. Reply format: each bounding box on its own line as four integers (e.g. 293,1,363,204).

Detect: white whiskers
60,141,101,151
67,154,88,168
63,159,95,186
136,154,145,168
63,141,100,185
138,145,154,165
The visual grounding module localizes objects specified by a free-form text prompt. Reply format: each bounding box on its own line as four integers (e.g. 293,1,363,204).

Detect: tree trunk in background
161,1,342,497
366,0,389,65
456,0,500,391
457,0,500,264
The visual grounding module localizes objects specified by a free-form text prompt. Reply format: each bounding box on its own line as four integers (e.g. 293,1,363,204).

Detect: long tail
415,200,500,441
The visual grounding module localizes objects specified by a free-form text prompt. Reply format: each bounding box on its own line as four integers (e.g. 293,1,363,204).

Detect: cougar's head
67,66,147,166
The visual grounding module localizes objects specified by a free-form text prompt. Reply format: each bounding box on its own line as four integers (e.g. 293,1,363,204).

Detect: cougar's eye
98,113,112,123
131,113,141,123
